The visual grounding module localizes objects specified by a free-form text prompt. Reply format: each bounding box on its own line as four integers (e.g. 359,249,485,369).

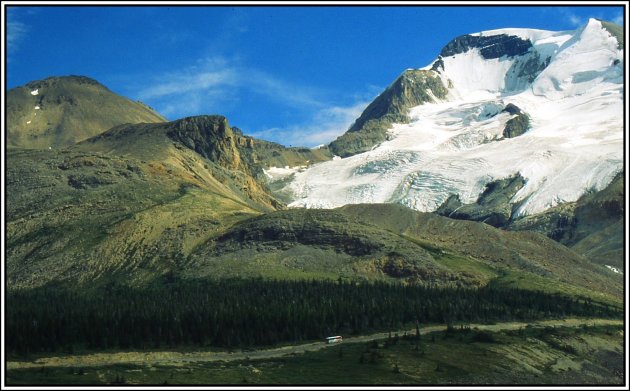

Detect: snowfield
263,165,308,181
279,19,623,218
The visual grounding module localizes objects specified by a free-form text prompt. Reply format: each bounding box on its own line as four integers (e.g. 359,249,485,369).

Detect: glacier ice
277,19,623,219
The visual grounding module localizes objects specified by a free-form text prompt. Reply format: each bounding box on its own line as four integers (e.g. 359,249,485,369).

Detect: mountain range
4,19,624,306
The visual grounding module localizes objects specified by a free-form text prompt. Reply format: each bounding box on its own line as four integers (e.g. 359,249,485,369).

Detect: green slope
185,204,621,304
339,204,622,303
5,115,329,289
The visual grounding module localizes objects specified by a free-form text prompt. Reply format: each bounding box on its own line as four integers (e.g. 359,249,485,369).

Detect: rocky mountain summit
7,75,166,149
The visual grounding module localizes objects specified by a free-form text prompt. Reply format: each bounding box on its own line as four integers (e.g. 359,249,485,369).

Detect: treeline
6,278,619,355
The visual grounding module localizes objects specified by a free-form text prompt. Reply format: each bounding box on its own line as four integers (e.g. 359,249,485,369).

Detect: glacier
273,19,623,218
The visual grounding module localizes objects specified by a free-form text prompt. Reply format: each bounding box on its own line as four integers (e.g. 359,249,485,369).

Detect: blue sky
6,4,624,147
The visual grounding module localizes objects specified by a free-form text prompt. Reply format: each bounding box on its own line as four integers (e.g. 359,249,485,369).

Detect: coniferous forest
6,278,619,356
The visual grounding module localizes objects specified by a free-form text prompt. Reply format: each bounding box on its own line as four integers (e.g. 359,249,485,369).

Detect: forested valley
6,278,620,356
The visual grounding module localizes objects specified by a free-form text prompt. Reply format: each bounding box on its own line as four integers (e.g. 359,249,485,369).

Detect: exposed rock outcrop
436,174,526,227
440,33,533,59
167,115,243,171
501,104,531,138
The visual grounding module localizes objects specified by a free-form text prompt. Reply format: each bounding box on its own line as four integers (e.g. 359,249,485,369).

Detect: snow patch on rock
605,265,622,274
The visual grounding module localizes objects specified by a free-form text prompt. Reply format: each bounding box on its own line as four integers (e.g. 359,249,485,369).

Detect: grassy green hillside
7,115,268,288
7,76,166,149
340,204,622,303
6,147,262,288
5,114,329,289
186,204,623,305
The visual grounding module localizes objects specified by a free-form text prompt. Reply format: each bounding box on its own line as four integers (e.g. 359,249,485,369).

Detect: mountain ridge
328,69,449,157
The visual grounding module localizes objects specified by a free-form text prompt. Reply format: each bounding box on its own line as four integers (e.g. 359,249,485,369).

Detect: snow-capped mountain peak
272,19,623,221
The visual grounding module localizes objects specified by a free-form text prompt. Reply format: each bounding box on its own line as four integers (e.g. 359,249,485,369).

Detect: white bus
326,336,343,344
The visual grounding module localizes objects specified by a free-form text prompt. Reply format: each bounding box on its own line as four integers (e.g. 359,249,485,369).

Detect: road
7,318,622,370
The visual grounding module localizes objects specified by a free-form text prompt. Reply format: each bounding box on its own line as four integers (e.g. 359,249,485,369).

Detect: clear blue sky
6,4,624,147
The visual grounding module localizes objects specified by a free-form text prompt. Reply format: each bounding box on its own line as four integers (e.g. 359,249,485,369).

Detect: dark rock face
166,115,242,170
431,56,445,72
346,70,448,134
206,207,460,284
503,112,531,138
435,194,463,217
436,174,526,227
440,34,533,59
212,208,435,259
502,103,522,115
546,214,578,242
217,217,382,257
327,34,538,158
165,115,291,210
500,104,530,139
504,51,551,91
67,174,116,189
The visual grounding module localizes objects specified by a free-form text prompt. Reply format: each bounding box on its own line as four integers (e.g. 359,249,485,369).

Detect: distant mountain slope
5,113,621,305
77,115,331,206
7,75,166,149
7,112,620,302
